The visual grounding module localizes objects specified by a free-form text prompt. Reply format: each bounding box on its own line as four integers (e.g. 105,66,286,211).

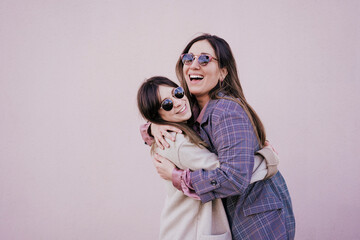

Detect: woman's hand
150,123,181,150
153,153,176,181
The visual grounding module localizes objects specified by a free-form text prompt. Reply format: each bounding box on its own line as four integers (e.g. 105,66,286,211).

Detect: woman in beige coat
137,76,278,240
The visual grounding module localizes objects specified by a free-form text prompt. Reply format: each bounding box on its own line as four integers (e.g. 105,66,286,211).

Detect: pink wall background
1,1,359,239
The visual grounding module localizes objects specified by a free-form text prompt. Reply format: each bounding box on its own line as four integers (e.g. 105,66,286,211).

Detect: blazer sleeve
176,133,269,181
190,102,259,203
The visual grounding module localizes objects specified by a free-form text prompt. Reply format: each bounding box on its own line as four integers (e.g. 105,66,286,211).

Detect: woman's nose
172,98,182,108
190,57,200,69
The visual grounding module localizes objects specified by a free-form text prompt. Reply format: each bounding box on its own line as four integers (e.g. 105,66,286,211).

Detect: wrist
172,167,182,190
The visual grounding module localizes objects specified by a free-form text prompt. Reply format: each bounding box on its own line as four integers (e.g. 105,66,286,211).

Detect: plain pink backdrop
1,1,359,239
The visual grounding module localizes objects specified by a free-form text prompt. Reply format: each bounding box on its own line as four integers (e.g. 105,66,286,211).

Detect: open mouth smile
177,105,187,114
189,75,204,81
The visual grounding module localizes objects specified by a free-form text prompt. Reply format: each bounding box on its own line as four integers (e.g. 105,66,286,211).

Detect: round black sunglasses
160,87,185,111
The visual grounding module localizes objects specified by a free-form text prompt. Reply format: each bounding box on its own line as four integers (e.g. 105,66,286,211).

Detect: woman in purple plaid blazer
147,34,295,240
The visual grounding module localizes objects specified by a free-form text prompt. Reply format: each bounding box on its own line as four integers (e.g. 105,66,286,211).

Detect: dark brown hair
137,76,206,148
175,34,266,147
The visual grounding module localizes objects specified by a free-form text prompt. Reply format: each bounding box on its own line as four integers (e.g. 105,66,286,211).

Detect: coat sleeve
190,102,259,203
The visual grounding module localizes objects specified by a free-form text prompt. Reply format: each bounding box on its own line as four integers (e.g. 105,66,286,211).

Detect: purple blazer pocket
243,196,284,217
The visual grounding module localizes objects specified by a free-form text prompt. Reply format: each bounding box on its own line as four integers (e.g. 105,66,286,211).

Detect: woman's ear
220,68,228,82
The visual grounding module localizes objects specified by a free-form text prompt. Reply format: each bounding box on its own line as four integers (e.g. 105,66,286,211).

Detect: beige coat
155,133,277,240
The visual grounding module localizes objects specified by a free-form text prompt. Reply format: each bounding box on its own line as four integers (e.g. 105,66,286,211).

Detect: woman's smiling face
158,85,192,122
183,40,227,103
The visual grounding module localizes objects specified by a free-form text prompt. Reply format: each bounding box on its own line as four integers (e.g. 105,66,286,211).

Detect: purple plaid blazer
190,94,295,240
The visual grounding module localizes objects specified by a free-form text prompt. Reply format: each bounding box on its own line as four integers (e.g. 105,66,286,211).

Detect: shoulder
155,133,191,166
207,96,248,123
173,132,189,147
215,97,244,110
157,132,188,151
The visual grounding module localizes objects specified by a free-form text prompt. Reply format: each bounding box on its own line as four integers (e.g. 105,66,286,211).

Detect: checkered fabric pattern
190,95,295,240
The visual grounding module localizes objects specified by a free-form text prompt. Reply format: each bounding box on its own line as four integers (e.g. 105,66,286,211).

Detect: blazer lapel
199,99,217,154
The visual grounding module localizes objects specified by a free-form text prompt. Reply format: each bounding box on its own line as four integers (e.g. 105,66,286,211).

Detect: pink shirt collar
195,101,210,124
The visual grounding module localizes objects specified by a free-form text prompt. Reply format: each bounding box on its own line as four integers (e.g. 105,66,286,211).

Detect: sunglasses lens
161,98,173,111
181,53,193,65
198,54,210,66
173,87,184,99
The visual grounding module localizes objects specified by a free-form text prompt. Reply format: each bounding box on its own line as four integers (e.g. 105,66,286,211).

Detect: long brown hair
175,34,266,147
137,76,206,148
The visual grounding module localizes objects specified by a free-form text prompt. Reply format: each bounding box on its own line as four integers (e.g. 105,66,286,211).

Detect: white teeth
189,75,204,79
178,105,186,113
